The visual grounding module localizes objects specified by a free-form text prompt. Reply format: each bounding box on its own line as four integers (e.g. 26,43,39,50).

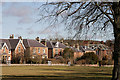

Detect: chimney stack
36,37,40,42
41,39,46,46
9,34,14,39
18,36,22,40
65,43,68,46
60,40,64,43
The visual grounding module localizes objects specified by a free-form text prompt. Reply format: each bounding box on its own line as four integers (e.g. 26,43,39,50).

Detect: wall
0,45,11,63
53,48,64,57
74,52,84,59
30,47,48,58
48,48,53,58
15,42,25,55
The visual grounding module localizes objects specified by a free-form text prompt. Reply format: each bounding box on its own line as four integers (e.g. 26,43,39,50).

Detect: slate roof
46,41,67,49
46,41,54,48
0,39,11,49
71,47,82,52
80,46,94,52
23,39,29,48
58,42,66,49
0,43,4,49
88,44,109,50
23,39,46,47
8,39,19,49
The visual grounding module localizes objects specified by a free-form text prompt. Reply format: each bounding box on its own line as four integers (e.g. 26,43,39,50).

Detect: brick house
0,42,11,64
86,44,113,60
41,40,67,58
71,47,84,59
23,39,48,63
0,39,26,64
45,40,84,59
52,41,66,57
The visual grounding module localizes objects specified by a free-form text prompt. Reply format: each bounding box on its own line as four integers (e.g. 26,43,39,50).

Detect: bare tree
38,1,120,80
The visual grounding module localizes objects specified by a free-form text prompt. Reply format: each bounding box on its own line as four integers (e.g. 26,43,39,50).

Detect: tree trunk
112,2,120,80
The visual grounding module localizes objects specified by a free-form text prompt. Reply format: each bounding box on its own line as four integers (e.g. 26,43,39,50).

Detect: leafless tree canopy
38,2,114,40
38,2,120,80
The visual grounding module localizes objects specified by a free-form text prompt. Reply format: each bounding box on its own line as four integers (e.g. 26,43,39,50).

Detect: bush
101,59,114,65
75,57,81,61
56,56,65,63
63,48,74,64
101,60,108,65
75,60,86,64
41,58,47,64
101,55,114,65
107,60,114,65
75,52,98,64
31,55,42,64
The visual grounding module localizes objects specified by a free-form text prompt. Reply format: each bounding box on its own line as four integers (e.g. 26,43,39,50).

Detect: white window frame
8,56,11,60
38,48,40,53
43,49,45,54
18,46,21,52
8,50,11,54
3,47,6,53
55,49,58,54
33,48,36,53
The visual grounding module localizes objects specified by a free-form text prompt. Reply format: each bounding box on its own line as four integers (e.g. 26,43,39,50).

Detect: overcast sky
2,2,67,39
1,2,114,41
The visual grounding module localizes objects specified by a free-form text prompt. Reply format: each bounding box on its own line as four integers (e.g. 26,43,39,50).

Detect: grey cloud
26,27,35,35
15,34,20,37
3,5,33,17
16,27,23,30
3,4,35,24
18,16,33,24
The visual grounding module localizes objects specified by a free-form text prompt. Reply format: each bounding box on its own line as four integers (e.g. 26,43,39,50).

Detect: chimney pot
36,37,40,42
9,34,14,39
18,36,22,40
41,39,46,46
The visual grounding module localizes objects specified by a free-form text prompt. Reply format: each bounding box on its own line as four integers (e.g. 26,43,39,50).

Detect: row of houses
0,36,83,64
0,35,113,64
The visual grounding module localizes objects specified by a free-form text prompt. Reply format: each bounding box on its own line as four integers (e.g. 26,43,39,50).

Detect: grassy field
1,65,113,80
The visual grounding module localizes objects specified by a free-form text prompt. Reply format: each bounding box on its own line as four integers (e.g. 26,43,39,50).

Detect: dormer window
18,46,21,52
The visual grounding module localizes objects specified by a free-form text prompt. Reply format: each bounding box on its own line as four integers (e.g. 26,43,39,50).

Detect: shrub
75,52,98,64
31,55,42,64
101,60,108,65
55,56,65,63
63,48,74,64
101,55,114,65
75,60,86,64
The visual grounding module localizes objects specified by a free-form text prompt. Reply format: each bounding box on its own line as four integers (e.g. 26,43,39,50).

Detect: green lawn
1,65,113,80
